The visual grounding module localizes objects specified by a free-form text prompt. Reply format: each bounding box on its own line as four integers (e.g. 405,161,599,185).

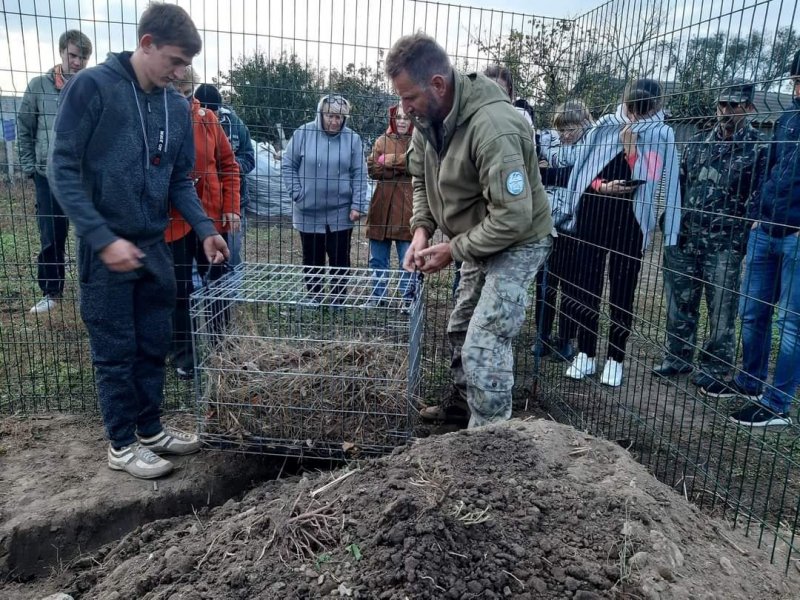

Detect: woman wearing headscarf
281,94,369,304
364,104,415,307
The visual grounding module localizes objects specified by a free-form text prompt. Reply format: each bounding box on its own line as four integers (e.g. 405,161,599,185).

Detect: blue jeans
735,227,800,413
368,239,413,299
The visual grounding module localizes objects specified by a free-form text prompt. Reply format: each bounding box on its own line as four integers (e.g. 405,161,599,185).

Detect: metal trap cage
190,263,423,457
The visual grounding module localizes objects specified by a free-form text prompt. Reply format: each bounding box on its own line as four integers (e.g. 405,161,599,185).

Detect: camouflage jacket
678,124,766,253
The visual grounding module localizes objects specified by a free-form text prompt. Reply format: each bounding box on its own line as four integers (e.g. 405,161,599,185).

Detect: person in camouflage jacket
653,80,767,394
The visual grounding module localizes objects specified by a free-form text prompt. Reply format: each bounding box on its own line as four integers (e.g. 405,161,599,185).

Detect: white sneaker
565,352,596,380
108,443,173,479
139,426,201,455
600,359,624,387
29,296,59,314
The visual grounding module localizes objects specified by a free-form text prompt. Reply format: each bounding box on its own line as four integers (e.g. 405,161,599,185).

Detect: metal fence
1,0,799,571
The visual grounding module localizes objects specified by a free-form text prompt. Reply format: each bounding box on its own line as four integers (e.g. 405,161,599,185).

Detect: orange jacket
166,98,240,242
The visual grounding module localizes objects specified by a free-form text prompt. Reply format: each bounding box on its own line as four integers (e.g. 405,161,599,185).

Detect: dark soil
23,419,794,600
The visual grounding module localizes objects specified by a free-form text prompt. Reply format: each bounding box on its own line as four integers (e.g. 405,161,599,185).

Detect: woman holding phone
561,79,681,386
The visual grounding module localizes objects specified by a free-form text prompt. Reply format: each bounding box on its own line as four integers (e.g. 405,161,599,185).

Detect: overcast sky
0,0,795,95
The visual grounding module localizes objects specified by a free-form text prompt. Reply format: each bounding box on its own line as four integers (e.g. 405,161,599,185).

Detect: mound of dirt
48,420,790,599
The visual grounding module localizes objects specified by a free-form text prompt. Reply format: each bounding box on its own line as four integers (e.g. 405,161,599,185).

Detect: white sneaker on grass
600,359,624,387
29,295,59,314
565,352,596,380
108,443,173,479
139,426,201,455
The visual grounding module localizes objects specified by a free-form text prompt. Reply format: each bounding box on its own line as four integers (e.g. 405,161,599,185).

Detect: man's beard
414,90,447,129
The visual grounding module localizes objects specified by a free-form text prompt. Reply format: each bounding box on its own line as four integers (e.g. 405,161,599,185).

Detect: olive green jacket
407,71,552,262
18,69,60,177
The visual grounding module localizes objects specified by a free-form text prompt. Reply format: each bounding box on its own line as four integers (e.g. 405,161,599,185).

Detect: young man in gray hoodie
48,4,229,479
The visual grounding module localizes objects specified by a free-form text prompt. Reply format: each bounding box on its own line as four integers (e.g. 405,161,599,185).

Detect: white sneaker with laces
108,443,173,479
139,426,201,455
29,296,59,314
600,359,624,387
565,352,596,380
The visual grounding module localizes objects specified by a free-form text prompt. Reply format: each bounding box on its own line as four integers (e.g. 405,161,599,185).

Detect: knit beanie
194,84,222,111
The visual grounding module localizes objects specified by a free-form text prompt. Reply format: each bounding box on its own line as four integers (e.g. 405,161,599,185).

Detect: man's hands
203,234,230,264
222,212,241,233
349,209,363,222
100,239,145,272
100,234,229,273
402,229,452,274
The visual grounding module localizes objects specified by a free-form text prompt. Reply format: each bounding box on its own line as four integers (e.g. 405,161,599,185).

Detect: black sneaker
729,404,792,428
691,371,715,388
701,379,762,401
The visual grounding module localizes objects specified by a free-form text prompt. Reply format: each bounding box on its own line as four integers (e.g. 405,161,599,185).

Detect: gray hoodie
48,51,216,254
281,95,369,233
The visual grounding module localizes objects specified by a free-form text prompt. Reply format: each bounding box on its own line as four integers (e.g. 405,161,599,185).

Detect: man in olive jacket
18,30,92,314
387,33,553,428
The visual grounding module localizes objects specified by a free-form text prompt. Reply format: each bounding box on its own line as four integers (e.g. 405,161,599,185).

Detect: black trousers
534,233,581,343
299,227,352,299
572,196,644,362
168,230,229,370
33,173,68,296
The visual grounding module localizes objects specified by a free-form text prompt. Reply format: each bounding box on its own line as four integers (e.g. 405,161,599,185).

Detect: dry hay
201,332,413,453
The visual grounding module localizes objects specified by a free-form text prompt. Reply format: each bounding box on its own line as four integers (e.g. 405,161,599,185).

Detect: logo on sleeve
506,171,525,196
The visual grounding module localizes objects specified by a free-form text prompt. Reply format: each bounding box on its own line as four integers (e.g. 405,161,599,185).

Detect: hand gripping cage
190,263,423,457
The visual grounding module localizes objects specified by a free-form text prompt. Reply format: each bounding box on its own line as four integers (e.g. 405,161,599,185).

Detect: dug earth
1,416,796,599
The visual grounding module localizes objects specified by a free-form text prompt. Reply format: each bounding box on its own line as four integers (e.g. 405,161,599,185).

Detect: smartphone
622,179,647,186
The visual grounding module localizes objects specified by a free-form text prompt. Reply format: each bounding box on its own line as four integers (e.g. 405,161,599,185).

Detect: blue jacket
281,98,369,234
218,104,255,208
47,52,216,253
750,96,800,236
565,106,681,250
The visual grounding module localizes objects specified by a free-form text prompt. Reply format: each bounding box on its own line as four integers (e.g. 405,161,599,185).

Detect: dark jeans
534,233,580,342
33,173,68,296
78,241,175,449
169,230,230,371
299,227,352,299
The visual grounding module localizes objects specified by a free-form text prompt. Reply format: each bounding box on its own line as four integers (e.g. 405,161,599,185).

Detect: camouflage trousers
662,243,744,377
448,237,552,428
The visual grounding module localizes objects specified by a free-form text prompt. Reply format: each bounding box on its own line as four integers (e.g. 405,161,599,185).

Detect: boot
419,388,470,427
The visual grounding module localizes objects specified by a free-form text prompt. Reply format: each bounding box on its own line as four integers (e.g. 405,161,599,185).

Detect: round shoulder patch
506,171,525,196
198,108,206,117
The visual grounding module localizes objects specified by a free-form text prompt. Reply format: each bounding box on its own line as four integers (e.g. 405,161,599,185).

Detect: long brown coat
366,107,413,241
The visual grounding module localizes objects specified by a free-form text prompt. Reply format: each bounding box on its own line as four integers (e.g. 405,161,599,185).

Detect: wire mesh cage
190,263,423,457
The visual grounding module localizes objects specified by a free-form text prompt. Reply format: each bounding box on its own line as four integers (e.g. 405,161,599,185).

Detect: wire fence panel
190,263,423,457
0,0,799,570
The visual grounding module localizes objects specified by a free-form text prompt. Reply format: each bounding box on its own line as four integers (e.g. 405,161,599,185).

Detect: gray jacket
281,97,369,234
17,69,60,177
48,52,216,253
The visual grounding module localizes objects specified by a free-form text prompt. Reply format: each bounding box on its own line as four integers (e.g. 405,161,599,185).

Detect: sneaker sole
729,416,792,428
108,460,174,479
140,442,201,456
698,389,739,399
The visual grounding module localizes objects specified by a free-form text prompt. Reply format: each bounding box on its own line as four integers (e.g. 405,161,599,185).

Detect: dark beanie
194,84,222,110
